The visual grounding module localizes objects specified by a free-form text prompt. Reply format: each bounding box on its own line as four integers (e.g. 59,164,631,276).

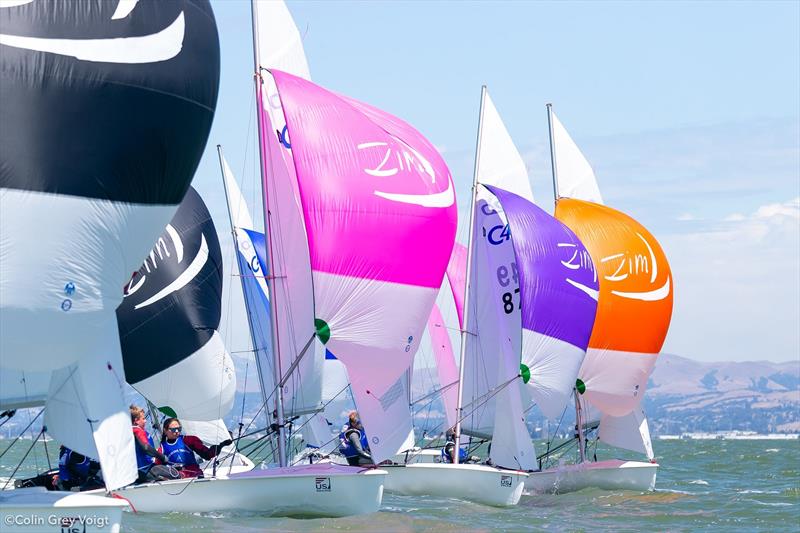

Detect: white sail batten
551,111,603,204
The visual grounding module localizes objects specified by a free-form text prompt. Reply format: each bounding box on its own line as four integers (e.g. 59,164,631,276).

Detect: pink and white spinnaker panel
0,0,220,489
267,70,457,460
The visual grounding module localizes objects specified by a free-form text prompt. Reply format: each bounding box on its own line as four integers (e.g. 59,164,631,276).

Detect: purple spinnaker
485,185,598,349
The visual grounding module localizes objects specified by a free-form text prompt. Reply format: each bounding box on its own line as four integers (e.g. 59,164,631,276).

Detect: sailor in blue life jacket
130,405,178,483
158,417,232,478
338,411,374,466
441,427,477,464
55,446,101,491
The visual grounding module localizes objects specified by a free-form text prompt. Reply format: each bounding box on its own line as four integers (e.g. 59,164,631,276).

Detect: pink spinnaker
265,70,457,460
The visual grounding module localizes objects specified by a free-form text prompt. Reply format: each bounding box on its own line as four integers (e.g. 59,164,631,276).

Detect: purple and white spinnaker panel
261,70,457,461
484,185,598,419
0,0,220,489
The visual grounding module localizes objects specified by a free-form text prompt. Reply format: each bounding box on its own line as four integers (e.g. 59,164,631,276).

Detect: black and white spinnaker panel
118,187,235,421
0,0,220,490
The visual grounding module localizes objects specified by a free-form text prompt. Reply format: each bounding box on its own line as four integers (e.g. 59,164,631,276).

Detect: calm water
2,439,798,532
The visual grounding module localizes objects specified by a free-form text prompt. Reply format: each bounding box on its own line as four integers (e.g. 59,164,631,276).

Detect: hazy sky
193,0,800,364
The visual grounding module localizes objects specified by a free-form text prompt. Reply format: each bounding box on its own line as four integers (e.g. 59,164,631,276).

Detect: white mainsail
457,87,536,470
550,111,603,204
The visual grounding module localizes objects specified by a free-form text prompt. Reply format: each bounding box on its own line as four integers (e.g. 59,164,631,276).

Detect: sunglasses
167,427,182,433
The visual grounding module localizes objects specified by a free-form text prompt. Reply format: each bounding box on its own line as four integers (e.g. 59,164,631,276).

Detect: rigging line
237,397,268,439
232,425,269,442
0,409,43,462
235,359,250,442
41,426,52,471
278,333,316,388
21,374,40,473
2,426,46,490
0,412,17,430
452,375,520,432
229,349,258,355
410,380,458,407
460,374,519,411
542,402,569,461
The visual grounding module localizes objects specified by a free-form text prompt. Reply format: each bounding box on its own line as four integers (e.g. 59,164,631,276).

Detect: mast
453,85,487,464
217,144,272,440
547,104,587,464
546,103,560,203
250,0,288,467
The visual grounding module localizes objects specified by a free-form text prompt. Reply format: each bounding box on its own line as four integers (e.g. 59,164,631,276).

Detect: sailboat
86,184,383,517
0,0,220,528
381,87,538,507
525,105,673,493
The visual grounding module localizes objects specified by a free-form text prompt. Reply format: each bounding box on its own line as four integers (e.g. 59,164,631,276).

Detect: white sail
598,407,654,460
132,332,236,421
551,111,603,204
460,88,535,468
489,345,537,471
220,151,323,416
478,91,534,203
252,0,311,79
43,327,136,491
182,418,231,446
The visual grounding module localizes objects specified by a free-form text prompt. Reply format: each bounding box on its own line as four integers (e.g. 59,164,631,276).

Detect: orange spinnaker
555,198,673,354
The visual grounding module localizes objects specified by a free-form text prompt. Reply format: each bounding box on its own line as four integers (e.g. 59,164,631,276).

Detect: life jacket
338,426,370,458
441,442,468,464
133,426,155,472
160,436,198,467
58,447,90,482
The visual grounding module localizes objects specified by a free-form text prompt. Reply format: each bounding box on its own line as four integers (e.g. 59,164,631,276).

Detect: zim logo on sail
500,475,512,487
315,477,331,492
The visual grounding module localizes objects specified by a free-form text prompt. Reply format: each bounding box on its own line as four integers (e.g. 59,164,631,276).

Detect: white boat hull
0,487,127,532
90,464,385,517
383,463,527,507
525,459,658,494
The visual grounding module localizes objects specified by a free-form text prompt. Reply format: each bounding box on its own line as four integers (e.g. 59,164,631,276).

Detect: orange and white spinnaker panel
555,199,673,417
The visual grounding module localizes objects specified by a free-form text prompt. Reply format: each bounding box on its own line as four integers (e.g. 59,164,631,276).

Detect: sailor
338,411,374,466
130,405,179,483
54,446,101,491
441,427,471,464
158,417,232,478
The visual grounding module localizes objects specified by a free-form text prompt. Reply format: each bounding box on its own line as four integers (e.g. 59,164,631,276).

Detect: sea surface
2,439,798,532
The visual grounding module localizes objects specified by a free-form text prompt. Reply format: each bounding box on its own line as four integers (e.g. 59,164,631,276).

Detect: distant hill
2,354,797,439
643,354,800,434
